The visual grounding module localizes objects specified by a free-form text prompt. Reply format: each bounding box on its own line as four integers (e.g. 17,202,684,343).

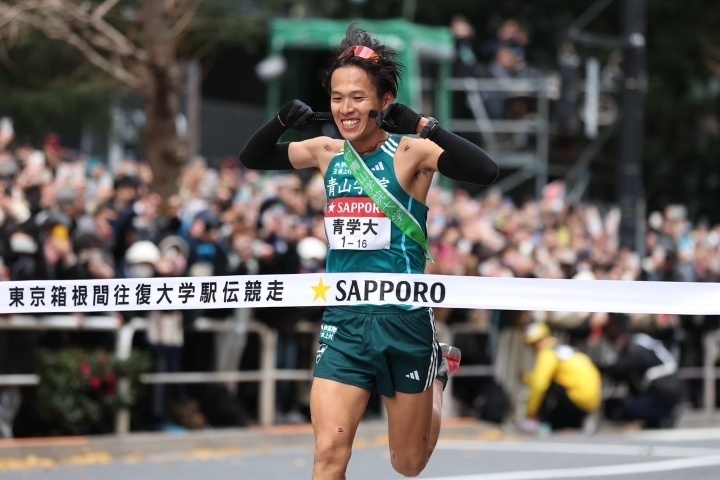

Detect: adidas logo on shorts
405,370,420,381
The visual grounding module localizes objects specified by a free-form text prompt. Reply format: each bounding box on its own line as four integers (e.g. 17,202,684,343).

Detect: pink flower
104,374,117,396
89,376,102,390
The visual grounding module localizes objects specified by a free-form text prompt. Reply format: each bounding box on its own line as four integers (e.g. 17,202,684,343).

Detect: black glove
278,100,314,130
376,103,422,134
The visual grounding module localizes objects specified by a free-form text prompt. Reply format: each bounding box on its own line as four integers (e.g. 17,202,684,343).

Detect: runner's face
330,66,390,143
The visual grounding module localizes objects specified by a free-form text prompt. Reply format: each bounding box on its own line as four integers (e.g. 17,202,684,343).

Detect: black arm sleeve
431,126,499,185
238,116,295,170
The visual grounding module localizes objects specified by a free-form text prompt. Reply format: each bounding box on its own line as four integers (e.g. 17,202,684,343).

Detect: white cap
125,240,160,265
573,269,596,281
298,236,327,261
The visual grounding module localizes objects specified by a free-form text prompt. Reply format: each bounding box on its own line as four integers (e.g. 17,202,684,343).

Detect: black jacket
603,333,684,406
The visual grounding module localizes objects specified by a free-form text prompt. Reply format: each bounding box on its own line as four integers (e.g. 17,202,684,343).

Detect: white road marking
437,440,720,457
623,427,720,442
418,453,720,480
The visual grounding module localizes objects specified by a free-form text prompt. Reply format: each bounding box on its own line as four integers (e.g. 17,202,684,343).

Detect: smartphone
0,117,12,136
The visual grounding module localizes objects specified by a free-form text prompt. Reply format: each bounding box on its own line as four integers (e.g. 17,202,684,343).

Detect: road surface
2,417,720,479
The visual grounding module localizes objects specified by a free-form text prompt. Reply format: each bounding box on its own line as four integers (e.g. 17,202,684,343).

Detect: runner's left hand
376,103,422,134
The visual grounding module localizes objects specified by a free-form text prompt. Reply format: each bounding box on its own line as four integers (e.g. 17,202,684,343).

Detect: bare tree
705,38,720,79
0,0,202,198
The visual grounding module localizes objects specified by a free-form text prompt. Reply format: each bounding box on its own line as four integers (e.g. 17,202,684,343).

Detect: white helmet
125,240,161,265
297,236,328,261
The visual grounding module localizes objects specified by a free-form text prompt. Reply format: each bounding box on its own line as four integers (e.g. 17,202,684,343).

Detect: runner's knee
390,449,428,477
314,429,353,468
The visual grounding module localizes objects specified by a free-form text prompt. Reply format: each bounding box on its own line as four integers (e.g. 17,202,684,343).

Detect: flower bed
34,348,151,435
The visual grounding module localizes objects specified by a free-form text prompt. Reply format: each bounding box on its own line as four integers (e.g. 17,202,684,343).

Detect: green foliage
2,0,719,219
0,33,112,144
642,0,720,220
183,0,268,57
34,348,151,435
418,0,720,220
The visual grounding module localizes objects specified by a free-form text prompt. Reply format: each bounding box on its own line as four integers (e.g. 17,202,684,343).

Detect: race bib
325,198,391,251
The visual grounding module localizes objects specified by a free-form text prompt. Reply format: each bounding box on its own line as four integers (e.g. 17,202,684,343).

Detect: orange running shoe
435,343,461,389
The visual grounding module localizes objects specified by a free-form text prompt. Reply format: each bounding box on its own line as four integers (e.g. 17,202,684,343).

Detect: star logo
327,203,336,213
311,278,332,301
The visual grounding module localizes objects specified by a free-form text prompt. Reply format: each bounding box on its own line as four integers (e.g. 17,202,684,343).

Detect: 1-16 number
341,236,367,249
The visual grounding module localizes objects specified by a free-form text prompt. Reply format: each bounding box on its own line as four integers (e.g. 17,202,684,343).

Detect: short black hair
604,312,631,341
113,174,141,190
322,24,404,99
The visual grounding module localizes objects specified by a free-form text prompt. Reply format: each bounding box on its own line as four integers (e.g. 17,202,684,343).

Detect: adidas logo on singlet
405,370,420,381
369,162,385,172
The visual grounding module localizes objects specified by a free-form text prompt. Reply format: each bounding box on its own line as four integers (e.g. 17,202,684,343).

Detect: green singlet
323,134,429,275
315,135,440,397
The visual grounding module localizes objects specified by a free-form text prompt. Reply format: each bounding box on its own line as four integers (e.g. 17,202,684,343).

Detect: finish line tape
0,273,718,315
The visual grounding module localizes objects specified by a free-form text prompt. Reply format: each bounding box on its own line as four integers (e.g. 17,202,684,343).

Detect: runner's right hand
278,100,314,130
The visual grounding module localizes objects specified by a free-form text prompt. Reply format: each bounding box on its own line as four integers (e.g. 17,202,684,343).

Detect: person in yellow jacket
521,322,602,432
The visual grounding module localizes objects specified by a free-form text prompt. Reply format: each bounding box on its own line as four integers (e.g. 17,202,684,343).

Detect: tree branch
169,0,202,42
0,0,202,98
0,0,48,29
703,37,720,78
59,0,147,62
0,0,149,94
91,0,122,22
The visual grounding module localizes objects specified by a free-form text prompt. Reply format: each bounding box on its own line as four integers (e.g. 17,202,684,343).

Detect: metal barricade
0,314,122,387
703,329,720,416
4,314,718,434
114,316,318,433
444,320,720,416
0,314,319,434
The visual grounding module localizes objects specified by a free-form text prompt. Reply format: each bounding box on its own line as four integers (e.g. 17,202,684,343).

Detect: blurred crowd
1,16,720,434
450,15,538,152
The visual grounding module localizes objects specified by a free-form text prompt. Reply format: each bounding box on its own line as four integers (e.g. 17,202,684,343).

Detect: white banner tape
0,273,718,315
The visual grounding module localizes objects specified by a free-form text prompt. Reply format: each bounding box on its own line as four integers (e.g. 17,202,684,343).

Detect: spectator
111,174,143,212
484,44,522,120
480,18,530,65
0,117,13,151
176,208,236,423
0,248,22,438
3,110,720,435
183,209,229,277
124,240,206,431
600,314,685,429
71,231,118,350
450,14,483,123
520,322,602,434
206,227,258,426
113,189,179,273
473,18,536,152
24,221,83,285
252,198,305,424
